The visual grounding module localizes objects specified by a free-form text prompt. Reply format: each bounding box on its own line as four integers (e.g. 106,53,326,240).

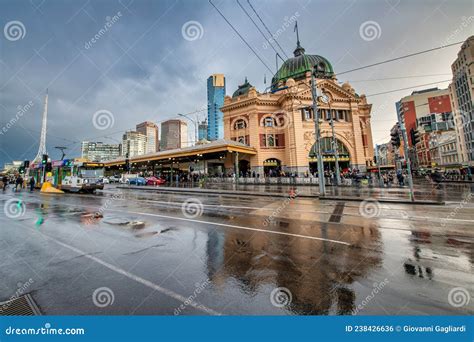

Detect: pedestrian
15,175,23,192
29,176,35,192
2,175,8,192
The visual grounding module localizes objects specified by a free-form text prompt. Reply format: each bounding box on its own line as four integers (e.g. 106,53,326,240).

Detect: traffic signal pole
396,104,415,202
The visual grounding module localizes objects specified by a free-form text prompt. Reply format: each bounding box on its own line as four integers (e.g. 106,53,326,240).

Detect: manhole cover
0,294,41,315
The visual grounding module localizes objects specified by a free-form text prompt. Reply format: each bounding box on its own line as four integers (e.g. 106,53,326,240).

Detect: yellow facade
221,74,374,176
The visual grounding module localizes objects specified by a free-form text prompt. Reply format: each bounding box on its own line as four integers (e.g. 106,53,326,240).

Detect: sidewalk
116,182,456,204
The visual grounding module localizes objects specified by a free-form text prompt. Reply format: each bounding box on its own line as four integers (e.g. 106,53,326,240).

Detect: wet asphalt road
0,184,473,315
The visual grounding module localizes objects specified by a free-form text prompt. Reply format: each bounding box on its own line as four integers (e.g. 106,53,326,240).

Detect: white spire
33,90,48,163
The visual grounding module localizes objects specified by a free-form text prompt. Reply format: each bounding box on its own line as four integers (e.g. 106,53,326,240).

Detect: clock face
320,94,330,104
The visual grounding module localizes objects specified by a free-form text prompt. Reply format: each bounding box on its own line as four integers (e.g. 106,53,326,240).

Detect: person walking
29,176,35,192
2,175,8,192
15,175,23,192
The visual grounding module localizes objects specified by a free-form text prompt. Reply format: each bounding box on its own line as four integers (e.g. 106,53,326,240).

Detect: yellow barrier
40,182,64,194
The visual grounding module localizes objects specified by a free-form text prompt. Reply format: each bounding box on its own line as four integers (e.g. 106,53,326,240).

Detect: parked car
108,175,121,183
146,176,166,186
126,177,147,186
99,177,110,184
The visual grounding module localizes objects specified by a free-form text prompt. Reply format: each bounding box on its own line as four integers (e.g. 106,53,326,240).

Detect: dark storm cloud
1,0,472,166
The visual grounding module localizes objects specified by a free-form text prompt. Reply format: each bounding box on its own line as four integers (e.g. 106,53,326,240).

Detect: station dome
271,41,334,91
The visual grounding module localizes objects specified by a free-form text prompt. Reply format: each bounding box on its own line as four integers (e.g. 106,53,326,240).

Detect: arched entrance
263,158,281,177
309,138,351,174
238,160,250,176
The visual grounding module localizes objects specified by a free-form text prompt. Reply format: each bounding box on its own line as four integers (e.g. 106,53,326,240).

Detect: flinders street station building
222,40,375,176
104,39,375,178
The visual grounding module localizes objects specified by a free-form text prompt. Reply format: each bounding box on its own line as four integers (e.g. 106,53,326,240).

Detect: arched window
233,119,247,130
264,117,275,127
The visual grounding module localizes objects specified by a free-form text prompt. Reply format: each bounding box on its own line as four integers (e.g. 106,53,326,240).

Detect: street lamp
178,113,199,146
310,63,331,196
320,94,341,186
396,102,415,202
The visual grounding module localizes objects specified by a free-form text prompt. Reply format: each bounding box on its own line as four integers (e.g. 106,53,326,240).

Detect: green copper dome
232,77,253,98
271,42,334,91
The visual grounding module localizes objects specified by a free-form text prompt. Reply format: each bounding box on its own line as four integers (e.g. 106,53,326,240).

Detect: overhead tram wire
247,0,289,59
209,0,274,74
236,0,285,63
337,41,464,76
347,73,452,83
366,79,451,97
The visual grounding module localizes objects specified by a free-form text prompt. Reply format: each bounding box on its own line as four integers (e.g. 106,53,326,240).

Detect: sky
0,0,473,167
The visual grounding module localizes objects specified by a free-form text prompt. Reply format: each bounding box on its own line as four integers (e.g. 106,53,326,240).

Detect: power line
337,41,464,75
347,73,452,83
236,0,285,63
209,0,274,74
366,79,451,97
246,0,289,59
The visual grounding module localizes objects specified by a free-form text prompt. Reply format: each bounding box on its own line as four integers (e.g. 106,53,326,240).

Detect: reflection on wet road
0,185,473,315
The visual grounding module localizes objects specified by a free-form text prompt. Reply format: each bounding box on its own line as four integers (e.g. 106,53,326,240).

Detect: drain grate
329,202,345,223
0,294,41,315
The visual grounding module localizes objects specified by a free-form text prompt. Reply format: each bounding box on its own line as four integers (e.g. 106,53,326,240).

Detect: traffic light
390,124,401,148
411,128,421,146
23,160,30,168
125,158,130,172
45,162,52,172
42,154,48,164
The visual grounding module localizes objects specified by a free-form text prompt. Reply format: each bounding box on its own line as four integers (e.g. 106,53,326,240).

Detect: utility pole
328,103,341,186
178,113,199,145
310,73,325,196
396,102,415,202
375,144,383,187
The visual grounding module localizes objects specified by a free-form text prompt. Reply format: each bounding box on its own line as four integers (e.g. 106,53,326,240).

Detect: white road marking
43,234,221,316
103,208,351,246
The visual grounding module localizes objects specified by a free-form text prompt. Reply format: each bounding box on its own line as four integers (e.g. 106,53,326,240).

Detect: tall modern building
207,74,226,141
449,35,474,168
136,121,159,153
121,131,147,157
81,141,121,162
198,120,208,141
160,119,188,150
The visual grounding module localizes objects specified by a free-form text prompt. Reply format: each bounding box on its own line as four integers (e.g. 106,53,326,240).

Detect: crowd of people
1,174,36,192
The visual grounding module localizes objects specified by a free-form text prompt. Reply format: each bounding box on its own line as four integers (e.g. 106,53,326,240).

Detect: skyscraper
449,35,474,167
160,120,188,150
136,121,159,153
121,131,147,157
198,120,208,141
81,141,121,161
207,74,225,140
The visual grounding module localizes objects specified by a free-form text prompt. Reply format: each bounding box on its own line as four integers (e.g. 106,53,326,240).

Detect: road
0,184,473,315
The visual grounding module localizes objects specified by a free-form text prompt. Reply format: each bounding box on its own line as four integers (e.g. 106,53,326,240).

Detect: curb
319,196,445,205
116,185,316,198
